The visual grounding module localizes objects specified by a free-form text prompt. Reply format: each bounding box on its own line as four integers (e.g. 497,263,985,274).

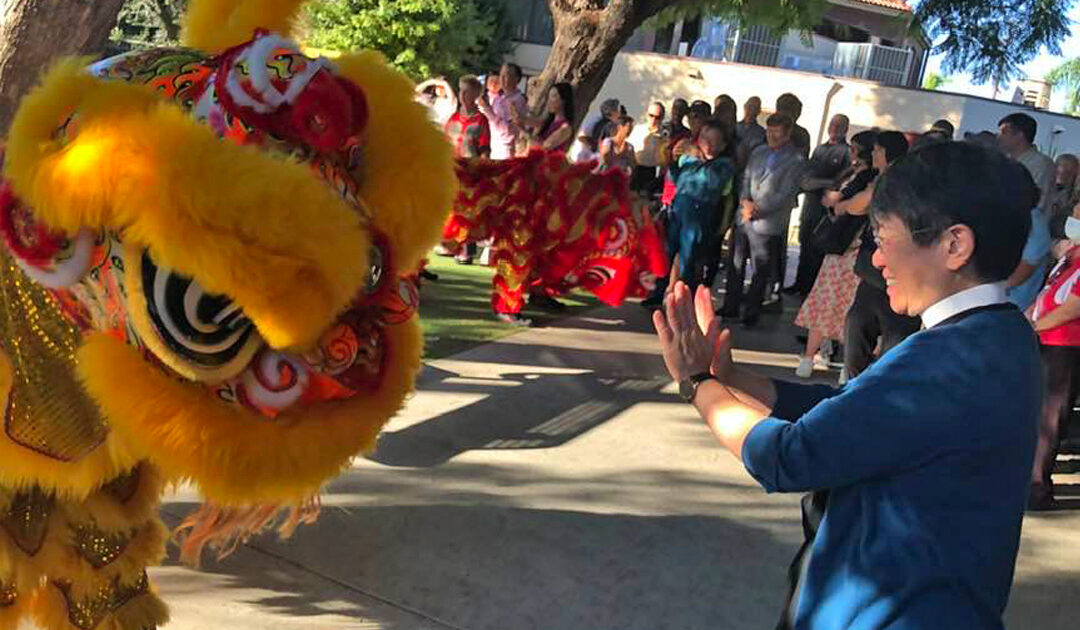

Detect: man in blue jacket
654,141,1040,630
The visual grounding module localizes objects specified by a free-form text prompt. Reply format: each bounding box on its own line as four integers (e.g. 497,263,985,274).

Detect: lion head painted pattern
0,1,454,507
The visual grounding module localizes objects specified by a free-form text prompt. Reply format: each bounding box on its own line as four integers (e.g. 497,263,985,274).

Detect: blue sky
924,5,1080,110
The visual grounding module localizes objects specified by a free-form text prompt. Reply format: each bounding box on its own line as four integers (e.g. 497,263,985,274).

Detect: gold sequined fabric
0,581,15,607
0,252,108,461
73,525,130,570
55,573,150,630
0,487,54,555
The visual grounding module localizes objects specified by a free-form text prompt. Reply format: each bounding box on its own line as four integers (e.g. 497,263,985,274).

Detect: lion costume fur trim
76,321,422,506
182,0,307,52
334,50,458,272
3,60,371,351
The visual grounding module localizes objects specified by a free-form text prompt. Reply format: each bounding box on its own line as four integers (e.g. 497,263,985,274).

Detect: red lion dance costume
0,1,454,628
446,152,667,317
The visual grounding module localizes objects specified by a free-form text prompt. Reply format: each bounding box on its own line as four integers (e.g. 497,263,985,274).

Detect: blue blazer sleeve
742,338,979,494
771,379,840,421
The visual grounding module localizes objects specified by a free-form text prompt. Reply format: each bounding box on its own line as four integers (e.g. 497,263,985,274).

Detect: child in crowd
444,75,491,160
443,75,490,264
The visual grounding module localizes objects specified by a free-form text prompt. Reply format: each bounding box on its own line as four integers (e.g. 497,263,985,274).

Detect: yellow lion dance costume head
0,1,454,627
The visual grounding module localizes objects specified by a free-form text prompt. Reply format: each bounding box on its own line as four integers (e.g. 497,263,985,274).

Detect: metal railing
833,42,913,86
730,24,782,67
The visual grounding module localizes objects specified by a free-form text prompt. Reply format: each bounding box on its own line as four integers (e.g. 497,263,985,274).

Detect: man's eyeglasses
871,226,945,248
648,113,663,119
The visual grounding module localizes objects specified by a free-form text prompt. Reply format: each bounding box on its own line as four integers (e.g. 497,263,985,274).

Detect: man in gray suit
719,113,807,327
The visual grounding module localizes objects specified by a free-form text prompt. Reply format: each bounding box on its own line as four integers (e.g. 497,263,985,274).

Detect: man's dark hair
689,100,712,118
964,130,999,151
776,93,803,119
999,112,1038,144
600,98,621,117
931,119,955,138
502,62,523,81
850,130,878,166
871,142,1032,283
766,112,793,131
911,130,950,152
876,131,909,164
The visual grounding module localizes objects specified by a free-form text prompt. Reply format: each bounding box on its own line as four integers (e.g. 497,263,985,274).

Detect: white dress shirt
921,283,1008,329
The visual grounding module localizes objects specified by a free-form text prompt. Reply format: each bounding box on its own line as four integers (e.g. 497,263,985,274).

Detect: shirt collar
920,283,1007,329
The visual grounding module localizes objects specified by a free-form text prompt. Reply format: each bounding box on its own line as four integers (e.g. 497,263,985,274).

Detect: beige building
1017,79,1053,110
510,0,930,88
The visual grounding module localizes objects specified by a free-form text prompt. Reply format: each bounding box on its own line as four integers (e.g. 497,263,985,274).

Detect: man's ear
944,224,977,272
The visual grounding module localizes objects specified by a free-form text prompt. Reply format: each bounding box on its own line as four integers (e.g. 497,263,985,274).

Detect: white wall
510,42,1080,158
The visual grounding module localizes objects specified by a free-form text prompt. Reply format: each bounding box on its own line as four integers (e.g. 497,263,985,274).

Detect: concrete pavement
149,301,1080,630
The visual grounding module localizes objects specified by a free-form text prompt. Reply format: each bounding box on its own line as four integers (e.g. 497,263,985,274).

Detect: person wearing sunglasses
632,102,667,197
654,141,1038,630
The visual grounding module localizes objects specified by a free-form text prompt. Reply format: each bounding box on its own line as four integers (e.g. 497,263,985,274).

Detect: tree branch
152,0,181,42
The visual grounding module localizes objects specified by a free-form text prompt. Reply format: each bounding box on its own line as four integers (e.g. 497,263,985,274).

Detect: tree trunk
0,0,126,133
532,0,665,129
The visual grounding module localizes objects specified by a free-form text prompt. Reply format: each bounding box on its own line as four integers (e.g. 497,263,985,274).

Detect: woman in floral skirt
794,131,878,383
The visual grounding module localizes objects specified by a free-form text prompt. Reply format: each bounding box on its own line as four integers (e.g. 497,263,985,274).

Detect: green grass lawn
417,255,599,359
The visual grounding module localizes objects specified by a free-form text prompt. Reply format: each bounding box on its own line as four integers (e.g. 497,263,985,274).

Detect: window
812,19,870,44
681,16,702,47
509,0,555,46
653,22,676,53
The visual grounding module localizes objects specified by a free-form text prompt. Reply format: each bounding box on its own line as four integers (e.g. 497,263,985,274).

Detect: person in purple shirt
654,142,1039,630
477,62,528,160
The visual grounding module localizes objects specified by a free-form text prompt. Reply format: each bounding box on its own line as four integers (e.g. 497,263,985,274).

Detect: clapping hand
653,282,735,383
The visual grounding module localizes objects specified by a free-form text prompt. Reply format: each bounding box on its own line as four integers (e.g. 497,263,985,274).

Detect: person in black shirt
776,93,811,159
663,98,690,140
843,132,922,378
787,114,851,296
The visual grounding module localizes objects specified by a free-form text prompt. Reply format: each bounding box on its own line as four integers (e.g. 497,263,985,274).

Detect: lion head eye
140,250,262,378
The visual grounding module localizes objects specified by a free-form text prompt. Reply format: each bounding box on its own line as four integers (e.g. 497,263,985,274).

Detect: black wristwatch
679,372,716,404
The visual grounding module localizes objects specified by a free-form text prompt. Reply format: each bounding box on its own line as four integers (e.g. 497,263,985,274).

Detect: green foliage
1047,58,1080,115
916,0,1073,90
652,0,826,33
304,0,513,81
923,71,949,91
111,0,186,50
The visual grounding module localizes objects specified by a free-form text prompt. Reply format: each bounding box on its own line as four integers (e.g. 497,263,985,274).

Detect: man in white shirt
632,102,667,196
999,112,1056,214
478,63,528,160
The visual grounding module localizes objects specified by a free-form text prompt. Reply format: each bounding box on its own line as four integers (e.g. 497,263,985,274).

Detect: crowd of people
420,69,1080,512
641,94,1080,512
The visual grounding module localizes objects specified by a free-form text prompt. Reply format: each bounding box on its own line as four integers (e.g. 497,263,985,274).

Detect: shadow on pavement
370,364,671,468
162,501,796,630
